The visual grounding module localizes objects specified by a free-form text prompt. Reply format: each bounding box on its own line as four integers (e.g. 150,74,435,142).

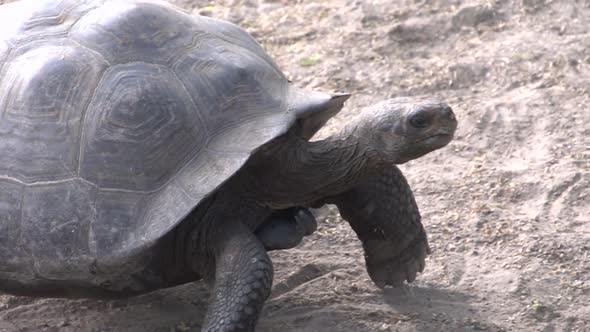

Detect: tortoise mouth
416,132,453,144
412,133,455,152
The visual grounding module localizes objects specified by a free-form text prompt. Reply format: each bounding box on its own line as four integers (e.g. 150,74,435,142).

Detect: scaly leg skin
331,165,430,288
255,207,317,251
202,220,273,332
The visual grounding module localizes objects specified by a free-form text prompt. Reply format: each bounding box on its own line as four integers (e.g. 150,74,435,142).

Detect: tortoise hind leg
198,219,272,332
255,207,317,251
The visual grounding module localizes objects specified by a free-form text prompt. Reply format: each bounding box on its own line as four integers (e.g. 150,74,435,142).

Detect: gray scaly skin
185,96,457,331
332,165,429,287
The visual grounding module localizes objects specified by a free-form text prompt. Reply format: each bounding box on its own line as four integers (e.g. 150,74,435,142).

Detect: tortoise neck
264,127,378,207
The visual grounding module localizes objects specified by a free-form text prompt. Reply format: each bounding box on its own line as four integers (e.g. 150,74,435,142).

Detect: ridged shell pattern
0,0,294,288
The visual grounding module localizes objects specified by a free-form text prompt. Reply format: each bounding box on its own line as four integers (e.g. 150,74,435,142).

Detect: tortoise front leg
330,165,430,288
197,219,272,332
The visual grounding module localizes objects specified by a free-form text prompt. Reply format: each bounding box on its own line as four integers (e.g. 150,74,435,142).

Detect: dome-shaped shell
0,0,344,287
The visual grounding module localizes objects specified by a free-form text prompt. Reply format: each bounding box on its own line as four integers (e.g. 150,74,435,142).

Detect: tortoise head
351,97,457,164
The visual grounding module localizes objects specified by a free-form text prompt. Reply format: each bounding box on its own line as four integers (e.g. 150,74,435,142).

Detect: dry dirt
0,0,589,331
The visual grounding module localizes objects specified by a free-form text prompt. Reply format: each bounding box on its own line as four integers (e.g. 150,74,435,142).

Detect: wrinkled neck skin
251,126,380,208
178,124,385,282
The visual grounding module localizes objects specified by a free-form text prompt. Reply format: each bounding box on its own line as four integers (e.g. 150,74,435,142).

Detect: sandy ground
0,0,589,331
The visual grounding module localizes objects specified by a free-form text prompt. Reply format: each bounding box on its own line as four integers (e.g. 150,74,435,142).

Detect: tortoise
0,0,458,331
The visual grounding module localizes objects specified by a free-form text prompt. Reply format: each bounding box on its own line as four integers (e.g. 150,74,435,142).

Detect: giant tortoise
0,0,457,331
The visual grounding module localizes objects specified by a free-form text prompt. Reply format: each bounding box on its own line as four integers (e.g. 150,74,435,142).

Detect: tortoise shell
0,0,344,291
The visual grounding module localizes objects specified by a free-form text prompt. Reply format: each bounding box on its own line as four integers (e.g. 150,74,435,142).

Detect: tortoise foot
255,207,317,251
365,232,430,289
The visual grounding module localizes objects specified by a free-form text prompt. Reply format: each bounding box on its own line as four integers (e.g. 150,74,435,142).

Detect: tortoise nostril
441,105,455,121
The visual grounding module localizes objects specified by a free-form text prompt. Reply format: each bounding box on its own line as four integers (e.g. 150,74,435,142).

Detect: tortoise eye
409,114,429,128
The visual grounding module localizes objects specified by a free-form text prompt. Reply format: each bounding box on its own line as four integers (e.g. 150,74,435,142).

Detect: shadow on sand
381,284,501,331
